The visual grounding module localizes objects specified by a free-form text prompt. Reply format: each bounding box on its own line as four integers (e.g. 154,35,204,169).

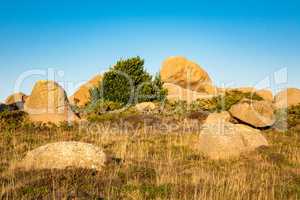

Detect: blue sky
0,0,299,101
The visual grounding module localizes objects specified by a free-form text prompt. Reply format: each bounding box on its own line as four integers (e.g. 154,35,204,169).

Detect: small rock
135,102,156,112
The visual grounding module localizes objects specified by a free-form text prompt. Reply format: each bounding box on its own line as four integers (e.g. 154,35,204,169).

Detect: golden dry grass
0,123,299,200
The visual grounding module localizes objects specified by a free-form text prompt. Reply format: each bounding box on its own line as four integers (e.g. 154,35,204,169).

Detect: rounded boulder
14,142,107,171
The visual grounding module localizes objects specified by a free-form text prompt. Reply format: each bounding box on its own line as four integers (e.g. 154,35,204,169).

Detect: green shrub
0,110,28,131
86,100,123,116
162,100,189,117
87,107,137,122
194,90,263,112
95,57,166,105
274,104,300,130
287,104,300,128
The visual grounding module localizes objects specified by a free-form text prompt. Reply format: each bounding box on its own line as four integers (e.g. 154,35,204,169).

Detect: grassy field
0,118,299,200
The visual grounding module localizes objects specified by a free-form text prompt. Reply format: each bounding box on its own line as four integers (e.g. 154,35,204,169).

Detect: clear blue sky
0,0,299,101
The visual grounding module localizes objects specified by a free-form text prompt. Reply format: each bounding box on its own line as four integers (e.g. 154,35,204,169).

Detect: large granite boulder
14,142,107,171
24,80,78,123
205,111,231,124
229,100,275,128
256,89,273,102
70,75,102,107
160,56,215,94
199,121,268,159
163,83,213,104
274,88,300,109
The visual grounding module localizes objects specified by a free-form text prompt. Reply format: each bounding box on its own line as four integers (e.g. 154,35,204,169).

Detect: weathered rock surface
199,121,268,159
160,56,215,94
14,142,107,171
70,75,102,107
256,89,273,102
5,92,28,105
24,80,78,123
205,111,231,124
163,83,214,104
5,92,28,110
274,88,300,109
223,87,256,94
135,102,156,112
229,100,275,128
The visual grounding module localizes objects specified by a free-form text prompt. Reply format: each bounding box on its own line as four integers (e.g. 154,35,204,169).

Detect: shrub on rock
194,90,263,112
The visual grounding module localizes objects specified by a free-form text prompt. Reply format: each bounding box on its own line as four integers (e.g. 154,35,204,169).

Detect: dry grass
0,122,299,200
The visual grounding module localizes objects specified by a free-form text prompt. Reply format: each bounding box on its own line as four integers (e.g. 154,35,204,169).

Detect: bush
274,104,300,130
193,90,263,112
87,107,137,122
86,100,123,116
94,57,166,105
0,110,28,131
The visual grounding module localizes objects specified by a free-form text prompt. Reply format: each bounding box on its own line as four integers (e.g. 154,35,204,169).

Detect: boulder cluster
158,56,300,159
2,55,300,171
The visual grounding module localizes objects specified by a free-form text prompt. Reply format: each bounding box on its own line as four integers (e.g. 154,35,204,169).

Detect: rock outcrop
5,92,28,110
160,56,215,94
24,80,78,123
135,102,156,112
256,89,273,102
199,121,268,159
205,111,231,124
5,92,28,105
229,100,275,128
70,75,102,107
274,88,300,109
14,142,107,171
163,83,213,104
